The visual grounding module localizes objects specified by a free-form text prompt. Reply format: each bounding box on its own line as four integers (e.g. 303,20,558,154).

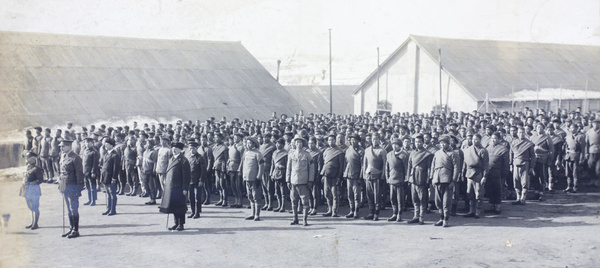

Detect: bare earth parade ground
1,168,599,268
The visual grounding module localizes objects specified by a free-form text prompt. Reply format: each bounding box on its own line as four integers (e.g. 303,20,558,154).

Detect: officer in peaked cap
58,139,84,238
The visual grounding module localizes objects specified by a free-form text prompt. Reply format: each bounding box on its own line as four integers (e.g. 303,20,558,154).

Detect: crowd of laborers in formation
20,107,600,236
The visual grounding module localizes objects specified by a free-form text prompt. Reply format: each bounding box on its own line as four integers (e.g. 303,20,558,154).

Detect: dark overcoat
159,154,191,214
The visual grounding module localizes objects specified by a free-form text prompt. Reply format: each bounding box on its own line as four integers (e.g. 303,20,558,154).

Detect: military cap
171,142,184,150
104,138,115,146
26,151,38,158
246,136,259,148
391,138,402,146
59,139,74,147
438,135,450,144
187,139,199,147
84,137,95,142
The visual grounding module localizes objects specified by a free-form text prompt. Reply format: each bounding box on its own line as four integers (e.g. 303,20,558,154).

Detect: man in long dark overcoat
159,142,191,231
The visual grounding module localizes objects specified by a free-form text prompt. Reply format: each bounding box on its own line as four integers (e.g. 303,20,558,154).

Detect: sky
1,0,598,85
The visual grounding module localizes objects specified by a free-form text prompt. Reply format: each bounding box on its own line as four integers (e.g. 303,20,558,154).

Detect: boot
443,216,449,227
62,216,73,237
475,200,482,218
278,199,286,213
302,208,309,226
388,208,398,221
464,199,476,217
254,203,261,221
345,205,355,218
245,203,255,220
407,217,419,224
67,215,79,238
434,212,444,226
261,203,268,210
364,210,374,220
188,206,195,218
91,188,97,206
30,211,39,230
323,199,332,216
168,217,179,230
331,200,340,217
396,211,402,222
193,202,202,218
373,209,380,221
521,189,528,205
354,206,360,219
273,195,281,211
175,217,185,232
290,205,299,225
83,190,92,205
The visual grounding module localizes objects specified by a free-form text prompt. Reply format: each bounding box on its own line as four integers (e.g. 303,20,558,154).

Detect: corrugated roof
354,35,600,101
284,85,356,115
0,31,301,131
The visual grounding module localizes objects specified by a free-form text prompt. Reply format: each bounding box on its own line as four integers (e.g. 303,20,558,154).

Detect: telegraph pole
329,29,332,114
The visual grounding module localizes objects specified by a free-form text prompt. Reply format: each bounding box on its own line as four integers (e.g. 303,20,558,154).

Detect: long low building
353,35,600,114
0,31,302,132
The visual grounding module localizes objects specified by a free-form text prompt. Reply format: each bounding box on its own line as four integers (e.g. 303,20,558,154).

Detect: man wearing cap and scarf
530,123,554,201
286,135,314,226
159,142,191,231
546,124,564,192
259,133,276,211
406,134,433,224
212,133,229,207
240,136,264,221
385,137,409,222
564,123,585,193
484,132,510,214
185,139,206,219
227,133,245,208
510,127,536,205
81,137,100,206
362,132,388,221
343,134,364,219
57,139,84,238
307,136,324,215
100,138,121,216
320,134,345,217
463,133,489,218
431,135,461,227
271,137,289,212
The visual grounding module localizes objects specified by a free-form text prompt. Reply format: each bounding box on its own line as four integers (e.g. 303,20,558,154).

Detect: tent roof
0,31,300,131
354,35,600,101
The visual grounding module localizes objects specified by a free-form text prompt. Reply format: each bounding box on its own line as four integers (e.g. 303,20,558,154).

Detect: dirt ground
1,170,599,268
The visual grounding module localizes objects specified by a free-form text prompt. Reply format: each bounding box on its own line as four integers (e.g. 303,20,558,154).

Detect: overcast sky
1,0,598,85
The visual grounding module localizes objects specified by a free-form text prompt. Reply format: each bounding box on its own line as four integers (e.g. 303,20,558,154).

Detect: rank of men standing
20,108,600,236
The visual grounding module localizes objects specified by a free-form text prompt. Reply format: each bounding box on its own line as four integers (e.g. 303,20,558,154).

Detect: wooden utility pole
276,60,281,82
377,47,380,111
439,48,442,113
329,29,332,114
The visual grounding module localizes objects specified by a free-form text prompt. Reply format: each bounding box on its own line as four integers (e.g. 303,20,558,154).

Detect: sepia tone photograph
0,0,599,267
